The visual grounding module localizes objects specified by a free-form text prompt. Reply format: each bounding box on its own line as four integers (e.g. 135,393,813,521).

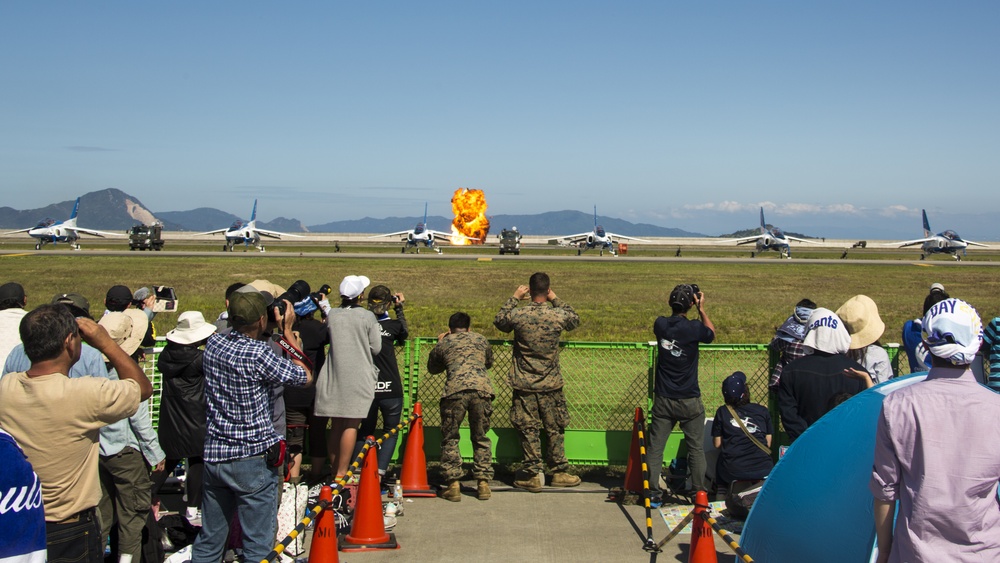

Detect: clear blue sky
1,2,998,237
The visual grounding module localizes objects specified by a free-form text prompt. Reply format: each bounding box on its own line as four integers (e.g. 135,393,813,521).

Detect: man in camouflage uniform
427,312,495,501
494,272,581,492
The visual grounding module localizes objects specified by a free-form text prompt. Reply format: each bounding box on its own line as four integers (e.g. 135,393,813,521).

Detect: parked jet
553,207,649,256
717,207,819,258
888,209,987,261
371,203,456,254
5,197,122,250
199,199,301,252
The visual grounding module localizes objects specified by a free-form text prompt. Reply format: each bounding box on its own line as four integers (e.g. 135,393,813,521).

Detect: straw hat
98,309,149,360
166,311,217,345
836,295,886,350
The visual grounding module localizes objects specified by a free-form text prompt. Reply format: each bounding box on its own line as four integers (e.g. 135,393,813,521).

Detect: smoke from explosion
450,188,490,245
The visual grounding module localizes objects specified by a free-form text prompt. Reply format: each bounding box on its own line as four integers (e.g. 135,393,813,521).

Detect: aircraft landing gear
920,254,925,260
577,249,582,256
34,243,41,250
751,252,756,258
259,246,266,252
74,244,81,251
401,247,406,254
435,248,442,254
956,255,962,262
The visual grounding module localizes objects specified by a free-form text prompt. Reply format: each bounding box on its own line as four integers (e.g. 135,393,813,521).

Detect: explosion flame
450,188,490,245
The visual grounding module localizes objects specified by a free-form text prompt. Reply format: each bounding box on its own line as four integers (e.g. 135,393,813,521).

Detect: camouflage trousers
439,390,494,481
510,389,570,474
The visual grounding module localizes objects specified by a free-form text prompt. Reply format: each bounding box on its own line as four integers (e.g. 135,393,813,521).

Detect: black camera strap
272,334,314,371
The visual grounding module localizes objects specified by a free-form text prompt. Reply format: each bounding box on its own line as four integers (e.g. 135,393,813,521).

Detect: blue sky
1,2,998,238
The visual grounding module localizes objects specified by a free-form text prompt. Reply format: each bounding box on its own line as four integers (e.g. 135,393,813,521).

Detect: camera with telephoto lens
689,284,700,297
310,283,333,303
268,280,311,322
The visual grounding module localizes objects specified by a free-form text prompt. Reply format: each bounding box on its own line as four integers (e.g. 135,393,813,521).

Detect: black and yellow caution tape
261,411,420,563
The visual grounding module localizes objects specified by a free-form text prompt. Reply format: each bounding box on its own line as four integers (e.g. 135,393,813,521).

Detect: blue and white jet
5,197,122,250
371,203,456,254
199,199,301,252
718,207,819,258
888,209,988,261
554,206,649,256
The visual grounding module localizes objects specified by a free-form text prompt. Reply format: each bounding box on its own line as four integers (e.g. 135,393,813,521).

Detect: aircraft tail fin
760,207,766,234
70,198,80,220
594,205,598,227
250,199,258,222
423,202,428,225
922,209,931,238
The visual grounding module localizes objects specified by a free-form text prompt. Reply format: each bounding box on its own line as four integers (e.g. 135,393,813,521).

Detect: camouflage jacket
427,331,495,399
493,297,580,392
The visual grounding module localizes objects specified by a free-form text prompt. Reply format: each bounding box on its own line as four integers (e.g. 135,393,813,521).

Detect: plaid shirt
202,331,307,463
769,337,810,388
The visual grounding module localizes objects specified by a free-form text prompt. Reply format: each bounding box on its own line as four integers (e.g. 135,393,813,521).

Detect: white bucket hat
166,311,217,345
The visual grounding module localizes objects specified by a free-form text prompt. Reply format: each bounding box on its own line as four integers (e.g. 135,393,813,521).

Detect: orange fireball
450,188,490,245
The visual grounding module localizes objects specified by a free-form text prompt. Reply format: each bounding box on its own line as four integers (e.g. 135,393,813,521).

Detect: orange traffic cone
688,490,717,563
623,407,644,493
399,402,435,497
308,486,339,562
340,437,400,551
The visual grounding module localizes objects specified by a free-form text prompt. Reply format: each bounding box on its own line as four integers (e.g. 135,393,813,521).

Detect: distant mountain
308,210,705,237
1,191,704,237
0,188,181,230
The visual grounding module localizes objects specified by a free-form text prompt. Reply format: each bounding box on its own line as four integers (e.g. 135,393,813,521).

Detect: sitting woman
711,371,773,518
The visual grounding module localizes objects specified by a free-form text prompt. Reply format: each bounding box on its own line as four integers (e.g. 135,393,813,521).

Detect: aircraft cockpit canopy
772,228,785,238
229,220,245,230
414,223,425,235
595,226,606,237
941,230,961,241
35,218,56,228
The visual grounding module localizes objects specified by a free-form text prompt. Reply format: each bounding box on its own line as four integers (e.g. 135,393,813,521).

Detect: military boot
551,472,581,488
513,471,544,493
440,480,461,502
477,480,491,501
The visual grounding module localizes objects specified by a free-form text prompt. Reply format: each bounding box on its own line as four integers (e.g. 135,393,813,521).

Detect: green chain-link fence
143,339,909,466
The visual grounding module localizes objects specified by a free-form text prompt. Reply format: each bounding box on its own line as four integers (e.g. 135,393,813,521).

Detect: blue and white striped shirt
202,331,307,463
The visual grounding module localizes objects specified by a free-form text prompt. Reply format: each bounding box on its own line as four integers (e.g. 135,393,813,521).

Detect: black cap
105,285,133,311
0,282,25,305
669,285,693,310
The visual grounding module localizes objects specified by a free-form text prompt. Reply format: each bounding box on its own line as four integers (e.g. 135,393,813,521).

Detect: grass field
3,251,999,344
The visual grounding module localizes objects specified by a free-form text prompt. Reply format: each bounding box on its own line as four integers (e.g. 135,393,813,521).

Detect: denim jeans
191,455,279,563
647,395,707,495
45,507,102,563
358,396,404,474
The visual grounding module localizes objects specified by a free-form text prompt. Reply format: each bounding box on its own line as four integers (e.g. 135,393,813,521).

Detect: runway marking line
0,253,35,258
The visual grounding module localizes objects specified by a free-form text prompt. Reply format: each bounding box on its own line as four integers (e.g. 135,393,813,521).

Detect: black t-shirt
711,403,773,484
372,308,408,399
283,316,329,409
653,315,715,398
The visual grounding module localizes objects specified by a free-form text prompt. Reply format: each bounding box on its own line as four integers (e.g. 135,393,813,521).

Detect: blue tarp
740,374,927,563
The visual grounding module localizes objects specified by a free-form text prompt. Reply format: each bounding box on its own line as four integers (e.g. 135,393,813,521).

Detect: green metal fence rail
142,338,912,466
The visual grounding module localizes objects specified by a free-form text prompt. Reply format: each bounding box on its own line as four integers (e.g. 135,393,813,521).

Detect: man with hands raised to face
494,273,581,492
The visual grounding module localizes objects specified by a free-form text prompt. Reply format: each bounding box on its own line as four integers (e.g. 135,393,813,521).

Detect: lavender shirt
870,366,1000,562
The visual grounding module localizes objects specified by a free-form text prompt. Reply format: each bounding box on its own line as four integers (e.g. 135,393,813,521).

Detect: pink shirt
870,366,1000,562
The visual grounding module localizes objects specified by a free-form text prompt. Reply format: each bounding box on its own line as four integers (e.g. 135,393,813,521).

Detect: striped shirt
202,331,307,463
984,318,1000,392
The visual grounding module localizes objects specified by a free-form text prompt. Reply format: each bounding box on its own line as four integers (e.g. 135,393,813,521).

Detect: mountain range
0,189,707,237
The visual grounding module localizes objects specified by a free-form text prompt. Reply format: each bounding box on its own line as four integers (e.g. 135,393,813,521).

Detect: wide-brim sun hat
836,295,886,350
166,311,217,345
98,309,149,360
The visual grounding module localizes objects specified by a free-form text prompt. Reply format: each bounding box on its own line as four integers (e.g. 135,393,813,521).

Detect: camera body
689,284,700,297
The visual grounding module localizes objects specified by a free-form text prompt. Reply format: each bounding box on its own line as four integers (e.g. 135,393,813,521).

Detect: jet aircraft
553,207,649,256
888,209,987,261
199,199,301,252
371,203,456,254
5,197,122,250
718,207,819,258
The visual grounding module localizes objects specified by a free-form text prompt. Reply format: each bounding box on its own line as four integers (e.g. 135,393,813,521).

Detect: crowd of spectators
1,274,999,562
